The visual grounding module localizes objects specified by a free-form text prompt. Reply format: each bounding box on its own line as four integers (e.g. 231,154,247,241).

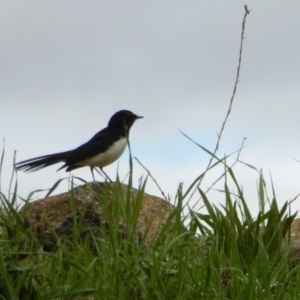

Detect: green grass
1,149,300,300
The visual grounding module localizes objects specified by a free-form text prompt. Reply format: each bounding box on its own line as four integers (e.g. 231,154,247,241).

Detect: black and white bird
15,110,143,181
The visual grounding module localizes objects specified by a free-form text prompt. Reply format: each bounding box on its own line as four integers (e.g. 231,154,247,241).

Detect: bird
15,110,143,181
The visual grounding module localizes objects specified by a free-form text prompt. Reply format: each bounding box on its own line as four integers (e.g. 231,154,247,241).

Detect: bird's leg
99,167,113,182
90,166,96,181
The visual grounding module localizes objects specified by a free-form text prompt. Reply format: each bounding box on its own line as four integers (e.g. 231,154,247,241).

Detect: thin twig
134,157,168,201
204,137,246,194
187,137,247,212
289,193,300,205
187,6,250,202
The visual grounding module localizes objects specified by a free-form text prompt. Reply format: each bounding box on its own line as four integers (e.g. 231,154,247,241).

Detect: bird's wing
64,128,121,165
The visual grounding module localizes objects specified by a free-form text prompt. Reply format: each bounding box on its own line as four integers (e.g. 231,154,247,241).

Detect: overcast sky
1,1,300,217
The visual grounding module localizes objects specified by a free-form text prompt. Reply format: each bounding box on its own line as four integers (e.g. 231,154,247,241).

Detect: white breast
77,137,128,167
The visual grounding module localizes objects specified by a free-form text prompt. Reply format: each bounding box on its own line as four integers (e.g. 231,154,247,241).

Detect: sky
1,1,300,217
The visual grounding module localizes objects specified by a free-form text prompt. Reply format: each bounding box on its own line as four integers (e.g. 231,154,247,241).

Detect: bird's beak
136,115,144,119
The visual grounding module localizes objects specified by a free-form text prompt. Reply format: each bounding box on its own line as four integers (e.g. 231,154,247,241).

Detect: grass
1,148,300,300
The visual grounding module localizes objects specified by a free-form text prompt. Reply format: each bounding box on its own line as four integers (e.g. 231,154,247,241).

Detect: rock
281,240,300,259
281,218,300,259
290,218,300,240
18,182,176,251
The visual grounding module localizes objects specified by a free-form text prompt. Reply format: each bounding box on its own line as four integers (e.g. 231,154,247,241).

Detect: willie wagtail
15,110,143,181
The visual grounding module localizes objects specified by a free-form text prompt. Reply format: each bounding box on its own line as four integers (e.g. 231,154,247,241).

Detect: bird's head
108,110,143,131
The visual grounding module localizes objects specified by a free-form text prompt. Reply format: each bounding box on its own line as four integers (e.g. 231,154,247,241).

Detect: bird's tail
15,152,67,173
